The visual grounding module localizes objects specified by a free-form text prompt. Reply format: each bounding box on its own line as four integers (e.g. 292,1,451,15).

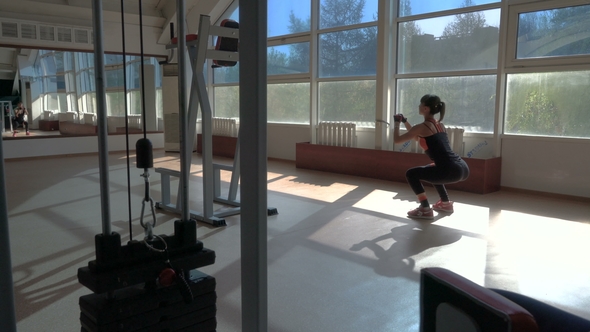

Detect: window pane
268,43,310,75
318,80,375,124
214,64,239,84
107,91,125,116
214,86,239,118
400,0,499,17
54,52,65,73
106,68,124,88
64,52,74,71
397,75,496,132
42,56,56,75
45,76,57,93
505,71,590,138
46,93,58,110
56,75,66,90
517,5,590,59
268,83,310,123
398,9,500,74
319,27,378,77
268,0,310,37
57,93,67,111
128,90,142,115
67,93,78,114
105,54,122,66
319,0,378,29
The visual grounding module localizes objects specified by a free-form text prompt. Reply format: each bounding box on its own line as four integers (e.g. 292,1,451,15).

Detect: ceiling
0,0,234,87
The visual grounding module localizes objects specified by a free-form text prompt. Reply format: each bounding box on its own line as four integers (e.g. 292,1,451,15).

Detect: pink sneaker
432,200,454,213
26,131,30,136
407,206,434,219
12,131,17,137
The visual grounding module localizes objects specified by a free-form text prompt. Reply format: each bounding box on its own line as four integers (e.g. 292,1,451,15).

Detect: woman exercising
393,94,469,219
12,102,30,137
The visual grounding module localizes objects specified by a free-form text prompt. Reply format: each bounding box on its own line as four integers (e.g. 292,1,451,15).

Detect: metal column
0,110,17,332
239,0,268,330
92,0,111,236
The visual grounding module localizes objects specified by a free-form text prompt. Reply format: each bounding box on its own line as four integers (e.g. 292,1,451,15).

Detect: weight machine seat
420,267,539,332
171,34,198,45
213,19,239,67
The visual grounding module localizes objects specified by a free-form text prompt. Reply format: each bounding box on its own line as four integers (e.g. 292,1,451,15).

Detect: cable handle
140,196,157,231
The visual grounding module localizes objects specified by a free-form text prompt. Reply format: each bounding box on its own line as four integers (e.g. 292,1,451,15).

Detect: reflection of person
12,102,29,137
393,94,469,219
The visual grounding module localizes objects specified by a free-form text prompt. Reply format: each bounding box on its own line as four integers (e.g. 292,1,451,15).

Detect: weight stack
80,270,217,332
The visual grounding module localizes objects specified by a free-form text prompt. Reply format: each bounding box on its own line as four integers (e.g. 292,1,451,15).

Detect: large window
213,0,377,125
505,70,590,138
505,2,590,138
398,9,500,74
397,76,496,132
319,27,378,77
209,0,590,142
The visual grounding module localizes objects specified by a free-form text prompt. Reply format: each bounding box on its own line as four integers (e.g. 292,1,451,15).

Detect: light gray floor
4,149,590,331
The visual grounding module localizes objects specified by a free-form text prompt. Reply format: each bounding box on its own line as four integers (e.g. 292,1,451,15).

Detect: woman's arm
393,121,425,144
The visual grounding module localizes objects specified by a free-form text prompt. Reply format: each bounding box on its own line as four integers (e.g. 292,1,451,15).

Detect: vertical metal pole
240,0,268,331
92,0,111,235
0,133,16,332
177,0,190,222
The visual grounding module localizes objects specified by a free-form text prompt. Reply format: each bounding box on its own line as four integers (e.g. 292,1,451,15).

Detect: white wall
267,124,310,160
501,136,590,198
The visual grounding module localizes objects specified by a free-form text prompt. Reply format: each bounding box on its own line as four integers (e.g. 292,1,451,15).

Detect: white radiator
43,110,55,120
57,111,77,122
128,115,142,129
318,121,357,147
446,126,465,156
82,113,96,125
212,117,238,137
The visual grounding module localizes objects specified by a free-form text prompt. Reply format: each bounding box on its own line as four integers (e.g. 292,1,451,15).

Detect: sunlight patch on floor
268,176,358,203
431,203,490,236
493,210,590,298
352,189,405,216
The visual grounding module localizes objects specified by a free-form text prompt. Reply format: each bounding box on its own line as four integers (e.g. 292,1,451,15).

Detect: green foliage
505,71,590,138
319,80,376,122
320,0,366,29
268,83,310,123
442,0,487,38
512,91,560,135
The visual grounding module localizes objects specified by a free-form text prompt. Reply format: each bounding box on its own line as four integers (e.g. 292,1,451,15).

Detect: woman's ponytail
438,102,446,122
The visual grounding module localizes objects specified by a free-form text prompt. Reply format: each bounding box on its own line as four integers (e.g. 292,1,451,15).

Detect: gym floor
4,149,590,331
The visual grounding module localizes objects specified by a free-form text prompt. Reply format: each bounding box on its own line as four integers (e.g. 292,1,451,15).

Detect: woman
393,94,469,219
12,102,29,137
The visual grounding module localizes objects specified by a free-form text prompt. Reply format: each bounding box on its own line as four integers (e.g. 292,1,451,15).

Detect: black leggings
406,161,469,200
12,118,28,131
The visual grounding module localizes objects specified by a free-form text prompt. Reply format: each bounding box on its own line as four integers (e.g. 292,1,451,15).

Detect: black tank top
420,119,462,165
